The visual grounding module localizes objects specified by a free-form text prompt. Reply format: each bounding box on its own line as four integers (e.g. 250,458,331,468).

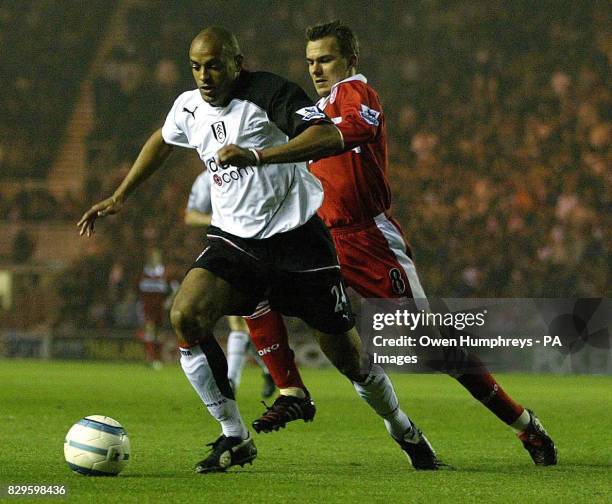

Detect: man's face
189,38,240,106
306,36,354,98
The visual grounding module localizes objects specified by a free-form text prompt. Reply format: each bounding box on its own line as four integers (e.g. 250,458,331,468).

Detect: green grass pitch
0,360,610,503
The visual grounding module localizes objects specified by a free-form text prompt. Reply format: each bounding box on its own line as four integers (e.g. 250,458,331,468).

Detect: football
64,415,130,476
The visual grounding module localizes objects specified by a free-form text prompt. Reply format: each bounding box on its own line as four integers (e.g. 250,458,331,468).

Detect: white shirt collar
336,74,367,85
317,74,367,109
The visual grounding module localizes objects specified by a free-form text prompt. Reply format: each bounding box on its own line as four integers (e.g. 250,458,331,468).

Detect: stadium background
0,1,608,367
0,1,610,501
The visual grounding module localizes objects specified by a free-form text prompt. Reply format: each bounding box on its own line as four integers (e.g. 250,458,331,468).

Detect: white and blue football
64,415,130,476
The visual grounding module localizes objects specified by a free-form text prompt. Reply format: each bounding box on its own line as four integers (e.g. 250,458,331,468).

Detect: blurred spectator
12,229,35,263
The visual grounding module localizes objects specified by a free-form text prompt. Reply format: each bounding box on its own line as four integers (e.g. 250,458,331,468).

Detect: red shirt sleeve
332,82,382,150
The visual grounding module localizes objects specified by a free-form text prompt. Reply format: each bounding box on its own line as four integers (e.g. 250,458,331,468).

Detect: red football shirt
311,74,391,228
138,265,169,312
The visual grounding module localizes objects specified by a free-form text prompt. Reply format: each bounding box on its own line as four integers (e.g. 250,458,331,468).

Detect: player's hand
77,195,124,237
216,144,258,167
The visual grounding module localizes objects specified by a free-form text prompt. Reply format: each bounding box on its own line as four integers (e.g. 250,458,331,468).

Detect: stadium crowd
0,0,114,179
2,1,609,328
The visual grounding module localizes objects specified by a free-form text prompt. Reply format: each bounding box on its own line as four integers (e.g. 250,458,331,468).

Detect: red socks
247,311,524,426
245,310,306,392
456,354,524,424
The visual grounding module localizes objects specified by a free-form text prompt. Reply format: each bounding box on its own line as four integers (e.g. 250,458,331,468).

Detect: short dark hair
306,20,359,60
192,26,241,58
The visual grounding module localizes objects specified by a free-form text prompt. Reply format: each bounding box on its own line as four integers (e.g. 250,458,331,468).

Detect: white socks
227,331,250,389
180,345,247,439
510,408,531,434
227,331,271,390
353,365,413,439
279,387,306,399
248,341,271,374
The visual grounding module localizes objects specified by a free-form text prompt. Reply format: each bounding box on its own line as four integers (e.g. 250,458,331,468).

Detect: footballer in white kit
164,68,354,333
79,26,435,475
163,71,326,239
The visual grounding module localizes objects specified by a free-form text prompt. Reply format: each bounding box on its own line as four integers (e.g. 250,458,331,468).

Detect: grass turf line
0,360,610,503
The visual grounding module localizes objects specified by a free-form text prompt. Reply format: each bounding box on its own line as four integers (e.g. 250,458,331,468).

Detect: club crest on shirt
359,104,380,126
211,121,227,143
295,106,326,122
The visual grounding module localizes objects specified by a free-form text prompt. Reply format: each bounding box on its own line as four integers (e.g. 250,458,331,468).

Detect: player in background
78,26,441,473
137,246,177,369
247,21,556,466
186,171,275,398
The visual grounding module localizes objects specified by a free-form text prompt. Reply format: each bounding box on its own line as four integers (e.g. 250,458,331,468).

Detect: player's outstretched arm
217,124,343,167
77,129,174,236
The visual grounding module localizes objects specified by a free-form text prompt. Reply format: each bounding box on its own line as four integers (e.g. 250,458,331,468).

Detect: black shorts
191,216,355,334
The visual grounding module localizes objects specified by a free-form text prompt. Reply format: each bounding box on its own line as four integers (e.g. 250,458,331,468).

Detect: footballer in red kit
138,247,173,367
313,75,391,228
139,263,169,327
247,20,556,468
311,73,421,299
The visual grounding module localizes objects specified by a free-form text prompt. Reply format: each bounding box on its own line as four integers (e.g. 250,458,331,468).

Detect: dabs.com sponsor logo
206,156,255,187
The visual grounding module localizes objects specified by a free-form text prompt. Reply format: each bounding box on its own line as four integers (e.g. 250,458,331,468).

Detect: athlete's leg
245,340,276,399
314,327,411,436
337,217,555,464
225,314,274,397
337,218,527,428
226,316,250,392
245,305,307,397
143,320,160,365
248,305,315,433
170,268,253,439
314,326,441,469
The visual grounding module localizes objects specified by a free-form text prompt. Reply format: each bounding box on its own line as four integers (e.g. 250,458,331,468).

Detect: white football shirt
187,171,212,214
162,71,330,239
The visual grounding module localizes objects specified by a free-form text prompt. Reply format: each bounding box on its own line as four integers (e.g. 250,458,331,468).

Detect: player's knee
170,306,201,343
170,306,189,332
